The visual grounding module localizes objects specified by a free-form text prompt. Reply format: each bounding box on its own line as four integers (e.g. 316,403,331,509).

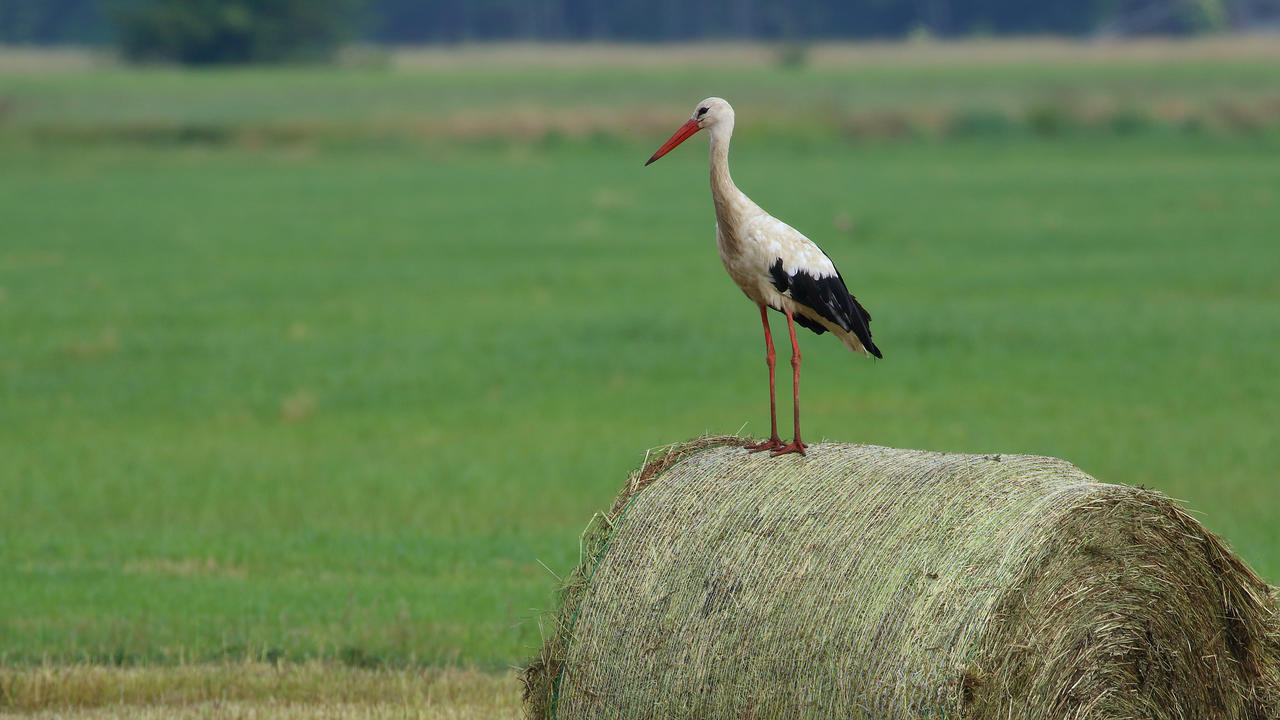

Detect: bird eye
697,107,708,117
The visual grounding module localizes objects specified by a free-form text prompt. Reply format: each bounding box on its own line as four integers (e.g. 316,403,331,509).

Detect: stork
645,97,881,457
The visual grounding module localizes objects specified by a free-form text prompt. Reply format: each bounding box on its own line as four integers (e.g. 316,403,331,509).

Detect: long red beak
645,118,701,166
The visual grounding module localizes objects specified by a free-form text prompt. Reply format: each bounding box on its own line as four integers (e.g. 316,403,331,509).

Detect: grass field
2,39,1279,715
0,664,520,718
4,38,1280,143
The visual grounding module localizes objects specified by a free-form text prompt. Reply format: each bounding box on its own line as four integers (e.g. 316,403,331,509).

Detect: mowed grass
4,38,1280,141
3,135,1277,670
1,47,1279,682
0,664,520,718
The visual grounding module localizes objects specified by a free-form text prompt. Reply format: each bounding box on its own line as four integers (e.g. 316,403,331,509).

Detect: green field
2,43,1279,688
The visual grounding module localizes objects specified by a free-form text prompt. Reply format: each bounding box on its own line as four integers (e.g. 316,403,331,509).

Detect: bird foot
746,436,785,453
770,440,808,457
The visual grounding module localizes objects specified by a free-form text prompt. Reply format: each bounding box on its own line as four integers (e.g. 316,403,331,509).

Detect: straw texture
524,437,1279,720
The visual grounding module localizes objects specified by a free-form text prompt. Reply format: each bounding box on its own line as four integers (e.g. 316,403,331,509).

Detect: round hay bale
524,436,1279,720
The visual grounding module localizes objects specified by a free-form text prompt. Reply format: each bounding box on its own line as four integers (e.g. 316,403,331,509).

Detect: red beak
645,118,701,166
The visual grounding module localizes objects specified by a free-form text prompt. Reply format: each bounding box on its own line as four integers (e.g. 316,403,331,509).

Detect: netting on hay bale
523,436,1280,720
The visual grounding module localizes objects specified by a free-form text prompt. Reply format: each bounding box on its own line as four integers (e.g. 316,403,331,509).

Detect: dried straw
524,437,1278,719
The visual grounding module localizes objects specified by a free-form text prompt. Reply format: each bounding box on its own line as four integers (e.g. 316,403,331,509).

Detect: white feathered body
713,189,876,358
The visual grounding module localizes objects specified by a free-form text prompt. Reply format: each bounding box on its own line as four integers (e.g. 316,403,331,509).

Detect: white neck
708,121,739,220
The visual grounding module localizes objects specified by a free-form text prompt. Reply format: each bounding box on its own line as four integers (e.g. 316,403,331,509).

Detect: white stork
645,97,881,456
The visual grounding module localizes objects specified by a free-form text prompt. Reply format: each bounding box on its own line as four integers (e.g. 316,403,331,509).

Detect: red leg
771,310,807,457
746,304,784,453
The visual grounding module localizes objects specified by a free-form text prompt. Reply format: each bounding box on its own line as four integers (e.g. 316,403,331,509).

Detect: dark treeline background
368,0,1277,42
2,0,1278,46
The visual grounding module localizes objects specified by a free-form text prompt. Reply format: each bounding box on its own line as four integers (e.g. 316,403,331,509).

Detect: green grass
1,51,1279,671
6,60,1272,122
3,43,1279,141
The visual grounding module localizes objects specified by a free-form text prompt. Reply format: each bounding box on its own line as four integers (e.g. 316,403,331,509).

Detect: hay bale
524,436,1279,720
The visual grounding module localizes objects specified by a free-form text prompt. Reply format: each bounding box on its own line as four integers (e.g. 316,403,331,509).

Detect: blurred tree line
110,0,360,64
367,0,1241,42
1,0,1276,64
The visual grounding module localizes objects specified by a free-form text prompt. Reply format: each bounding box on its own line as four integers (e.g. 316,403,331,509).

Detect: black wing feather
792,313,828,335
768,258,881,358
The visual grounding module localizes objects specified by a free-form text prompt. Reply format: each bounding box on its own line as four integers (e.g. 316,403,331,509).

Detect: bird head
645,97,734,166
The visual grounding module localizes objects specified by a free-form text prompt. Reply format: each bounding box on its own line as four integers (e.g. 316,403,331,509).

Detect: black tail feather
850,295,882,359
